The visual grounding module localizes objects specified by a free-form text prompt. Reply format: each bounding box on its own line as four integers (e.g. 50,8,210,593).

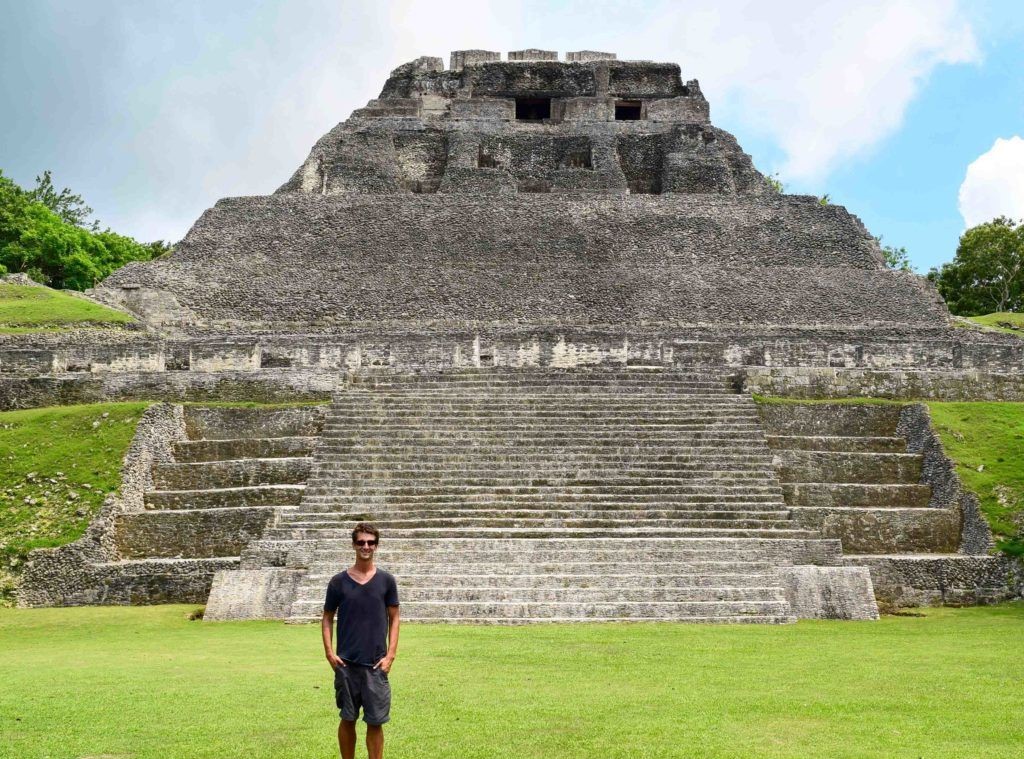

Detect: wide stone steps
268,526,819,540
331,397,757,407
294,585,787,606
182,406,325,440
201,370,863,624
317,447,775,459
282,508,792,521
301,499,787,513
321,435,767,448
289,599,794,622
320,440,769,453
353,376,731,388
264,536,844,567
325,407,756,419
287,553,824,575
774,450,923,484
172,436,318,463
144,484,304,510
281,517,795,531
152,458,312,490
302,482,783,494
302,571,785,588
303,471,782,483
353,374,727,384
287,536,842,559
322,418,764,428
766,435,907,453
309,463,778,477
302,497,786,510
781,483,932,509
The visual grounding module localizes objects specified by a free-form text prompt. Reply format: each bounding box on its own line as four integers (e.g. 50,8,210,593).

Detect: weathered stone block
114,507,275,558
204,568,305,620
778,565,879,620
789,506,961,554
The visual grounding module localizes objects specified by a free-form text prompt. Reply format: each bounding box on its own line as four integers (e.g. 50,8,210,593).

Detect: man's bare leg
338,719,357,759
366,724,384,759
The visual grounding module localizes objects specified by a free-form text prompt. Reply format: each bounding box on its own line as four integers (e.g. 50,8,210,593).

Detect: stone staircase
115,406,324,573
760,403,960,554
236,369,851,623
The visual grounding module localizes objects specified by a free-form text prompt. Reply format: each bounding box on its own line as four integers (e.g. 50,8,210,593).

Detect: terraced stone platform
760,401,1016,606
207,369,869,623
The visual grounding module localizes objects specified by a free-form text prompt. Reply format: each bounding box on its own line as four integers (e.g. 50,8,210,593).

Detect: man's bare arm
375,605,401,673
322,610,344,668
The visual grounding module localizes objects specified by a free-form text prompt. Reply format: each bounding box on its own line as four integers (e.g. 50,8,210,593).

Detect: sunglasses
354,539,378,547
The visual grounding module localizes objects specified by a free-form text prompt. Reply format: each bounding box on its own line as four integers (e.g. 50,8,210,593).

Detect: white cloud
958,136,1024,228
621,0,979,182
5,0,983,242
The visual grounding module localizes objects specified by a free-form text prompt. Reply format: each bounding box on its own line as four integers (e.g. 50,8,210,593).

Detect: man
322,523,400,759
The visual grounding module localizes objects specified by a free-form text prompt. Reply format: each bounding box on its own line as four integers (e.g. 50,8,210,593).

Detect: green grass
0,283,134,331
0,604,1022,759
964,312,1024,335
927,402,1024,555
0,403,149,603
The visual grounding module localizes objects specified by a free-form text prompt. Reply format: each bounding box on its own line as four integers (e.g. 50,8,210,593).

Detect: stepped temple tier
10,50,1023,621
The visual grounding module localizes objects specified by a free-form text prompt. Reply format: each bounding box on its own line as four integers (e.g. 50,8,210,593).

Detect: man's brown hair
351,522,381,543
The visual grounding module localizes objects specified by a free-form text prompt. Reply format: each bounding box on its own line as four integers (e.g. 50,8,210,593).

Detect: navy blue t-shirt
323,570,399,667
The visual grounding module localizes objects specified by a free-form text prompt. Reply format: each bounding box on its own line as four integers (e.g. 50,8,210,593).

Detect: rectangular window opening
563,150,593,170
516,97,552,121
615,101,642,121
478,147,500,169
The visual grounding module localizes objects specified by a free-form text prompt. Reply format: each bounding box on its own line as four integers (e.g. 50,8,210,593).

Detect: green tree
928,217,1024,316
0,170,160,289
875,237,913,272
27,170,96,229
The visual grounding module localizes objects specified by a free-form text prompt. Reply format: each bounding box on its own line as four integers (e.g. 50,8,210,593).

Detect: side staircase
111,406,323,594
232,369,855,623
760,402,1014,606
762,403,958,554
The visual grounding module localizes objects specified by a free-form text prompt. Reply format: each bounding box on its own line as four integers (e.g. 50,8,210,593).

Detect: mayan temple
12,50,1023,621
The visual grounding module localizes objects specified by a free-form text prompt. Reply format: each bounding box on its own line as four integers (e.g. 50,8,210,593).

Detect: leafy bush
0,170,171,290
928,216,1024,316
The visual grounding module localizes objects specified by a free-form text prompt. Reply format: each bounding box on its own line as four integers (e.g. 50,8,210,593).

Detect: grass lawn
927,402,1024,555
964,312,1024,336
0,283,134,332
0,604,1022,759
0,403,149,603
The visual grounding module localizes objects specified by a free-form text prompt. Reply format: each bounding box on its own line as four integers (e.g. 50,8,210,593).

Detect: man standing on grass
322,523,400,759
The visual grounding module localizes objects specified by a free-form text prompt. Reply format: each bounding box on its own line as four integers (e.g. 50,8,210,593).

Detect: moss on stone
927,402,1024,556
0,402,150,604
0,283,134,331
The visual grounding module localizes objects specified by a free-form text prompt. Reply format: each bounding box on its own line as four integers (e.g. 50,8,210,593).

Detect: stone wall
94,193,944,331
5,327,1024,410
846,554,1023,607
742,367,1024,400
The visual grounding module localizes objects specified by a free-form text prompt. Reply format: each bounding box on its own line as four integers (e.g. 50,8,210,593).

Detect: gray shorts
334,663,391,725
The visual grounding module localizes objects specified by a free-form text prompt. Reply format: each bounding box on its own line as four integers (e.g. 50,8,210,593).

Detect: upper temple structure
11,51,1023,623
92,49,947,334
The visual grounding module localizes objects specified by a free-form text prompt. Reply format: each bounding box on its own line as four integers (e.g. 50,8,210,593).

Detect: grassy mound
1,603,1022,758
963,312,1024,335
928,402,1024,555
0,283,134,332
0,403,148,603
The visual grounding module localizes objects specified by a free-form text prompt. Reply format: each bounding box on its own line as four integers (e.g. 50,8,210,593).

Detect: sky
2,0,1022,272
